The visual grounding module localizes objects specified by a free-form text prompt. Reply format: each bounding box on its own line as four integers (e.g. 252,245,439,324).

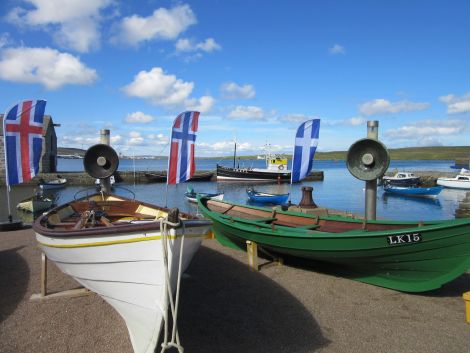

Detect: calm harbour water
1,158,467,223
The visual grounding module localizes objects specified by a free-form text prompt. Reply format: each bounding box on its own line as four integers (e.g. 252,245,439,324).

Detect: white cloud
220,82,255,100
227,106,266,120
128,131,145,145
112,4,196,46
175,37,221,53
147,133,168,145
329,44,345,55
0,33,11,48
185,96,215,113
122,67,214,112
6,0,113,52
0,47,97,89
344,117,366,126
439,92,470,114
279,114,312,123
198,140,252,155
385,119,465,139
359,98,430,116
125,111,155,124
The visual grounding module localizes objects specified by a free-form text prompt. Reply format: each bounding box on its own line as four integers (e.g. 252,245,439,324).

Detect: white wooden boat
33,193,212,353
437,169,470,189
39,177,67,190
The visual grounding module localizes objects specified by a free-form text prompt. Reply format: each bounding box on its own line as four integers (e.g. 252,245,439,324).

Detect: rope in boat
159,217,186,353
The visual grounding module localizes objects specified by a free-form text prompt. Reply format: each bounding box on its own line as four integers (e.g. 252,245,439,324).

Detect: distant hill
314,146,470,161
58,147,86,157
58,145,470,161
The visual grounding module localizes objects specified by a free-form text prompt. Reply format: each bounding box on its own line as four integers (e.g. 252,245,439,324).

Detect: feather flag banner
3,99,46,186
167,111,200,185
291,119,320,183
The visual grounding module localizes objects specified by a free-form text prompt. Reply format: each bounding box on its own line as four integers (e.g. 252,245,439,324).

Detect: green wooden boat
197,197,470,292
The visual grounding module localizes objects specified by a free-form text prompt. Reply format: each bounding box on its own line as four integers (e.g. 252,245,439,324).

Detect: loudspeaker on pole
346,138,390,181
83,144,119,179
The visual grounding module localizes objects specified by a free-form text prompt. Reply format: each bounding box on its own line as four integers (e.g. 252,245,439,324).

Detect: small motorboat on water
382,172,420,187
383,184,443,197
197,197,470,292
17,192,55,213
185,187,224,203
437,169,470,189
39,177,67,190
246,187,289,204
34,192,212,353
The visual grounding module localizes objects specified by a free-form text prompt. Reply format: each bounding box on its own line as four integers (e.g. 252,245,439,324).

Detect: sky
0,0,469,157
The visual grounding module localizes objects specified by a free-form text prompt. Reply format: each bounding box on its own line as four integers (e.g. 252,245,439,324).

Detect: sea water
1,159,467,222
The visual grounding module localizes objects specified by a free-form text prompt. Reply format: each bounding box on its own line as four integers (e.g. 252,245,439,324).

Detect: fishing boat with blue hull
197,197,470,292
382,172,420,187
383,185,443,197
246,188,289,204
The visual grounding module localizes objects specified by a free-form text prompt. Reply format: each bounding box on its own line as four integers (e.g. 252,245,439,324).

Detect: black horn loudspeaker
346,138,390,181
83,144,119,179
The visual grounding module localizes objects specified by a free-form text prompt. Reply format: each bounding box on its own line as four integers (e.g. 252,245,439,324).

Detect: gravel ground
1,228,469,353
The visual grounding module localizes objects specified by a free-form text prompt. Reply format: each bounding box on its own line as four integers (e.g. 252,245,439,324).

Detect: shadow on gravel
0,246,29,322
179,246,330,353
424,273,470,298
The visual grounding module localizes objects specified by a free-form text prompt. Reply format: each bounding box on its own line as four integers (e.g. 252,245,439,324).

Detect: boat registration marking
387,233,422,246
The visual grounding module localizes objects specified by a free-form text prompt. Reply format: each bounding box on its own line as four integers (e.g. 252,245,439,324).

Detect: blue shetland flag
3,100,46,186
291,119,320,183
167,111,200,185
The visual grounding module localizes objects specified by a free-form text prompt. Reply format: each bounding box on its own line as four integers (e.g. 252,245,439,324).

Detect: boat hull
36,224,210,353
199,199,470,292
383,186,443,197
216,165,291,182
437,178,470,189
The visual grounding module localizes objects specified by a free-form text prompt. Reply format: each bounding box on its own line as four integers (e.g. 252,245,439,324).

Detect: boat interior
205,199,429,233
40,194,188,231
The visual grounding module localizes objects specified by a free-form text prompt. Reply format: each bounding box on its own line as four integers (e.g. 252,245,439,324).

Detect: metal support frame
30,252,91,301
365,121,379,221
246,240,283,271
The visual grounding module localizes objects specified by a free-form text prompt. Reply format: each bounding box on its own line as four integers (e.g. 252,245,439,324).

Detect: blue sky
0,0,469,156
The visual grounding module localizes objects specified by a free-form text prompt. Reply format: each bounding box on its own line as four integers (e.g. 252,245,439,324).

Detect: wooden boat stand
246,240,283,271
30,252,91,301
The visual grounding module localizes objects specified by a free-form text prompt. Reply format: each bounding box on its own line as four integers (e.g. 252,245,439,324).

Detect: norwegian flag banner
3,100,46,186
167,111,200,185
291,119,320,183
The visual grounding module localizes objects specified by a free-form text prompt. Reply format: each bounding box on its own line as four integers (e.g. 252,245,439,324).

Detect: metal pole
365,121,379,220
100,129,111,193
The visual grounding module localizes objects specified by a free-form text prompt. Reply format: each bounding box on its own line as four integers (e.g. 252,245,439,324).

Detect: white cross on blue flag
291,119,320,183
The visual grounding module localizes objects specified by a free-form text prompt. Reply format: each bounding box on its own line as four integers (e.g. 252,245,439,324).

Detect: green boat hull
199,198,470,292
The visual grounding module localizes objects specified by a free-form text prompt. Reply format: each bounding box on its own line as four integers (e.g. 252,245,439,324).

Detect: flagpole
3,117,12,222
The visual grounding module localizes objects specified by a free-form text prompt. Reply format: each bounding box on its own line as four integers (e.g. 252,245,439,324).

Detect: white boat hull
36,224,210,353
436,178,470,189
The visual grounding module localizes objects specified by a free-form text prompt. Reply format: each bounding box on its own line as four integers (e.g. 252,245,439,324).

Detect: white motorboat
437,169,470,189
33,193,212,353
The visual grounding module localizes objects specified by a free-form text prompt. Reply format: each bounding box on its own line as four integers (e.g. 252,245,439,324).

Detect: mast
233,140,237,169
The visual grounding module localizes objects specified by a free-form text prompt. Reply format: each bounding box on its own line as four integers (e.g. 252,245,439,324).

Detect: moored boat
246,188,289,204
17,192,55,213
39,177,67,190
34,193,212,353
144,171,214,183
437,169,470,189
197,197,470,292
383,185,443,197
184,187,224,203
382,172,420,187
